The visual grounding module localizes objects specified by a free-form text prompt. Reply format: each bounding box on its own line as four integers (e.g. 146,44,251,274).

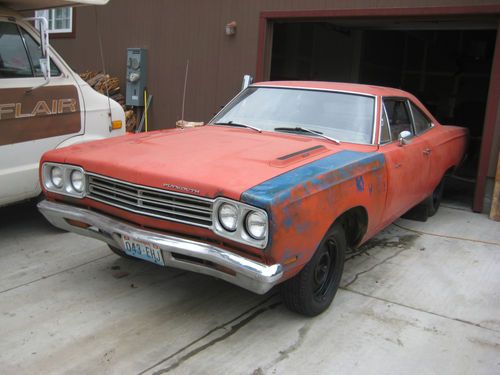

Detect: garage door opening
269,20,497,208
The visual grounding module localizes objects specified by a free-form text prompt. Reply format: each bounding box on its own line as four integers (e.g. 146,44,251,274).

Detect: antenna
181,59,189,123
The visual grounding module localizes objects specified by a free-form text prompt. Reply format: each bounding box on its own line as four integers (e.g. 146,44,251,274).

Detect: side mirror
241,74,253,91
37,17,51,80
23,16,51,90
398,130,412,146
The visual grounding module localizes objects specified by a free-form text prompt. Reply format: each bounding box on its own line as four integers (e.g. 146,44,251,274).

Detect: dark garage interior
269,19,497,207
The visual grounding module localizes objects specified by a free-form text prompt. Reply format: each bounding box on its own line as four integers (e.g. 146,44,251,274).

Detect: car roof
253,81,411,97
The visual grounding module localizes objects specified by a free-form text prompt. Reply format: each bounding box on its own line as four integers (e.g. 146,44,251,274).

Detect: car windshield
211,87,375,144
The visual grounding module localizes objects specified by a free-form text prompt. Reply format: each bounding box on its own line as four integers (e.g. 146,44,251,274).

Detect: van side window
0,22,32,78
384,99,413,141
21,28,61,77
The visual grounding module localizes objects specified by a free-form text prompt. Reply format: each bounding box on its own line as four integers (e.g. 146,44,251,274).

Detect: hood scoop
270,145,328,167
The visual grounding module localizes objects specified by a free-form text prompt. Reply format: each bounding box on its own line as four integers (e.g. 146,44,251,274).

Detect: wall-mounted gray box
125,48,147,106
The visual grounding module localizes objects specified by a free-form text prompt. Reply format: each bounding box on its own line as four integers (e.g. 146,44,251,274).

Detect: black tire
281,222,346,316
108,245,139,260
426,178,445,217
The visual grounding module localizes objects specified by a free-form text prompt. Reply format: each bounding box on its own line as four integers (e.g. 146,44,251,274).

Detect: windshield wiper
214,121,262,133
274,127,341,145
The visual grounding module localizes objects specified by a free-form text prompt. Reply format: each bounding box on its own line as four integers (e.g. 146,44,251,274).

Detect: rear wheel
426,178,445,217
281,223,346,316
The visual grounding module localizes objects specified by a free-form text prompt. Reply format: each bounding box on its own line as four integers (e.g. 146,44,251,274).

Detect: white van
0,0,125,207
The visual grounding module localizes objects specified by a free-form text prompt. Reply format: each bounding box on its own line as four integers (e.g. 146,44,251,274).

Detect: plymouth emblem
163,183,200,195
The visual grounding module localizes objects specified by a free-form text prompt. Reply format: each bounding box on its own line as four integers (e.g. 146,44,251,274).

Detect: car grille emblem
162,183,200,195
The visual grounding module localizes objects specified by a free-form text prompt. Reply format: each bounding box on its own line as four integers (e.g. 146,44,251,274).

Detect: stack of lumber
80,71,124,105
80,71,137,131
125,110,137,132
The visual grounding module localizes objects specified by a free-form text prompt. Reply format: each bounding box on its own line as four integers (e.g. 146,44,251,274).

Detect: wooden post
490,152,500,221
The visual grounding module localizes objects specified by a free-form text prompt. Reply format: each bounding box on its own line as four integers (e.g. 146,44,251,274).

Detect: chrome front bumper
38,200,283,294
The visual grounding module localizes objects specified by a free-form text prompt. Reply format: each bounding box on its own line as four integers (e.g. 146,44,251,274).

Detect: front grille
86,174,213,228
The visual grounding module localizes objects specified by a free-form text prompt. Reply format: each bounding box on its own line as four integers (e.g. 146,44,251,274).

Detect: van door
0,19,82,206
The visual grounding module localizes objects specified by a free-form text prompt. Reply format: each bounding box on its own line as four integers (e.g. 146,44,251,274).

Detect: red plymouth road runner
38,81,467,316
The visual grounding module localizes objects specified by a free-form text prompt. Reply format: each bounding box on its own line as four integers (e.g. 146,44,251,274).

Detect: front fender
241,150,387,279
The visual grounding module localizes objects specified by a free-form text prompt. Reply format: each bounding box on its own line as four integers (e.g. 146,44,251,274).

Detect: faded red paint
40,82,467,284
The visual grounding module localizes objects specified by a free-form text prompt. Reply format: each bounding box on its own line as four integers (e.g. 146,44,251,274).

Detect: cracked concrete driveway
1,201,499,374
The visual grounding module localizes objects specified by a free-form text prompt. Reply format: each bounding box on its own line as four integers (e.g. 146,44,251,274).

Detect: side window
410,102,432,134
384,99,412,141
0,22,32,78
21,28,61,77
380,105,391,143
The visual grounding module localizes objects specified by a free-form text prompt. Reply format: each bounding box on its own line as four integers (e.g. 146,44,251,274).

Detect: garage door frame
255,5,500,213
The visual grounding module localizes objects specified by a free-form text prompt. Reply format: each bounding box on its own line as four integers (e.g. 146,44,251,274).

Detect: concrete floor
0,200,499,375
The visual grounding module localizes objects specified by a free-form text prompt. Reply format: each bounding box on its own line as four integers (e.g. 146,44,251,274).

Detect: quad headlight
50,166,64,188
218,203,238,232
213,198,268,248
42,163,86,198
245,211,267,240
70,170,85,193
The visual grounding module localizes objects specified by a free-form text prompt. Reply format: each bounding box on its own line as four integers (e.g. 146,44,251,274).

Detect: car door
0,19,82,206
407,100,443,192
380,97,432,223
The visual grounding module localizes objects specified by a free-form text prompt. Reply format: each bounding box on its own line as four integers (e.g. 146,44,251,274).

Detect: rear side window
0,22,32,78
410,102,432,134
384,99,413,141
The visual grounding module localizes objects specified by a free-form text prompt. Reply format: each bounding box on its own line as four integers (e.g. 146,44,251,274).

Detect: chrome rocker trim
37,200,282,295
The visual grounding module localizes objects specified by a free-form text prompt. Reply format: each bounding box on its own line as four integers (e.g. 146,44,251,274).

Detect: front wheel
281,223,346,316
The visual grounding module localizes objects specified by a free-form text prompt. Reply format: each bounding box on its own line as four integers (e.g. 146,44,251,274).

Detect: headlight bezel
42,162,86,198
213,197,269,249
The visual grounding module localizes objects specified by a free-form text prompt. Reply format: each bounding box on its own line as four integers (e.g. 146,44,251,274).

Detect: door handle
423,148,432,156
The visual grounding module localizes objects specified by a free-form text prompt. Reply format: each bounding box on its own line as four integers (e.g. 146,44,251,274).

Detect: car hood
44,126,362,199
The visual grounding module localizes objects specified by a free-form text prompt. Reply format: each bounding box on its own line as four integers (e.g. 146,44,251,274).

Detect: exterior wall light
225,21,237,36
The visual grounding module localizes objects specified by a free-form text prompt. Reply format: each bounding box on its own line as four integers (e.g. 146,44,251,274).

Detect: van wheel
108,245,139,260
426,178,445,217
281,222,346,316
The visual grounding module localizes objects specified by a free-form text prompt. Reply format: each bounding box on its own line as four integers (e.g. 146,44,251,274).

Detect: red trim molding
474,24,500,212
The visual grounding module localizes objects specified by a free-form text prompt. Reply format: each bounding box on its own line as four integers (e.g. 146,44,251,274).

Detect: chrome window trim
378,102,392,145
378,96,416,146
209,85,378,146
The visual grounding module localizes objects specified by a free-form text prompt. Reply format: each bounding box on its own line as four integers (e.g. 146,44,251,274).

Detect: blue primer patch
355,176,365,192
241,150,385,210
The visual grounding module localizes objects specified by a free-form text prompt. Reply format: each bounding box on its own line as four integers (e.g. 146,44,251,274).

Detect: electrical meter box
126,48,147,106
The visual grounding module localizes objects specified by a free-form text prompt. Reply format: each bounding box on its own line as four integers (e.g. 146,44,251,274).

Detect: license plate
122,235,165,266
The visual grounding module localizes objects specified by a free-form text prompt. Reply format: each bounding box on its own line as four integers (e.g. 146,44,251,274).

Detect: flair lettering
0,99,77,120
